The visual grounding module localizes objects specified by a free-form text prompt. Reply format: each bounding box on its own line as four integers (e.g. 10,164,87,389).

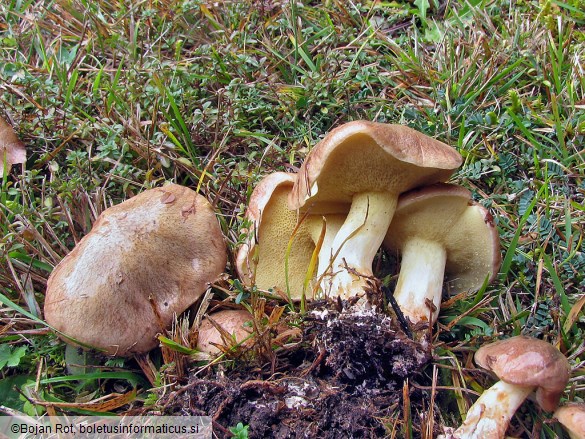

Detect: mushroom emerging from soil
44,184,227,356
197,309,254,354
383,184,501,324
0,116,26,177
447,336,570,439
236,172,318,300
288,121,462,300
555,404,585,439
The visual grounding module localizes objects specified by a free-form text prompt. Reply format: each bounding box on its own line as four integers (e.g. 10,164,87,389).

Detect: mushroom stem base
392,237,447,324
453,380,533,439
319,191,397,300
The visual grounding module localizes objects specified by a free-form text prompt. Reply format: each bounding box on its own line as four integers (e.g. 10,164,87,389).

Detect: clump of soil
160,304,436,438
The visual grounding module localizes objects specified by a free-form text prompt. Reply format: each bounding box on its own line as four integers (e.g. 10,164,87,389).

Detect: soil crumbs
161,305,437,438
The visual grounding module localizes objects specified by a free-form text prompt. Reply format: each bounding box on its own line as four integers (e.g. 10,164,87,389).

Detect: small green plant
228,422,249,439
0,344,27,369
143,371,164,407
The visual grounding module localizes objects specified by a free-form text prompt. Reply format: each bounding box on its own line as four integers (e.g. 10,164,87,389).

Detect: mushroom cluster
237,120,500,326
43,121,501,360
38,120,575,437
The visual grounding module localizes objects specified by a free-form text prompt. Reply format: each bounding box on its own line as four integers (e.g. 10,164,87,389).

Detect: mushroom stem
393,237,447,323
306,215,345,290
320,191,397,299
453,380,533,439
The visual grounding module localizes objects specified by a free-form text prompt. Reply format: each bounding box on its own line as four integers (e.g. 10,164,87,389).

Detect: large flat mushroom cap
44,184,227,356
236,172,315,299
475,335,570,412
384,183,501,293
288,121,462,210
555,404,585,439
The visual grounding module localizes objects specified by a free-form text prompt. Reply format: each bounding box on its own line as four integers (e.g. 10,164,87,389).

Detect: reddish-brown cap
197,309,254,354
475,336,570,412
0,116,26,177
554,404,585,439
236,172,315,299
384,183,501,293
44,184,227,356
288,121,462,211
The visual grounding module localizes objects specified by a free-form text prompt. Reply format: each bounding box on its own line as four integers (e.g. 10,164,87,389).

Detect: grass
0,0,584,436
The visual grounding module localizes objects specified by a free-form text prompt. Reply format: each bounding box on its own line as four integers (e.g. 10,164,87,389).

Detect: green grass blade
499,184,546,279
542,253,571,316
157,335,198,355
39,372,147,388
8,251,54,273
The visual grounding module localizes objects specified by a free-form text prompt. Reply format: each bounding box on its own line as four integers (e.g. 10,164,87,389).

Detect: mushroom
236,172,319,301
0,116,26,177
555,404,585,439
383,184,501,324
44,184,227,356
288,121,462,299
197,309,254,354
448,336,570,439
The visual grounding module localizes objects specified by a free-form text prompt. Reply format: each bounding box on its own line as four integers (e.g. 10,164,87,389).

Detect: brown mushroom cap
0,116,26,177
236,172,315,299
555,404,585,439
288,121,462,211
475,336,570,412
197,309,254,354
44,184,227,356
384,183,501,294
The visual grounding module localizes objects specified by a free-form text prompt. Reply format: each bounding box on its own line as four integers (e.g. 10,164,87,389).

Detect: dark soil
160,303,438,438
